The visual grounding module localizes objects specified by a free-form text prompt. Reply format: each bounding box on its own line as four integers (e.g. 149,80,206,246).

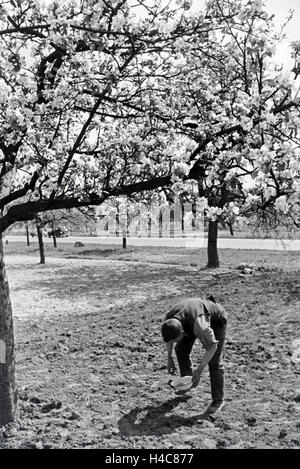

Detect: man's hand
167,356,176,375
192,369,202,388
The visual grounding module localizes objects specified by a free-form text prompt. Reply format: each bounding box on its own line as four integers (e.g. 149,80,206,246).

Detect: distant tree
140,0,300,266
35,216,45,264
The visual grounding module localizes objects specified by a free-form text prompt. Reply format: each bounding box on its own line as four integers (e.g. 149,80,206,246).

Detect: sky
265,0,299,41
188,0,300,95
190,0,300,63
264,0,300,68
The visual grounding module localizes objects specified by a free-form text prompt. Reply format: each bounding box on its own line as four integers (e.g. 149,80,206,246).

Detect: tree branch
188,97,300,162
0,194,105,233
57,91,109,187
0,23,50,36
0,171,39,210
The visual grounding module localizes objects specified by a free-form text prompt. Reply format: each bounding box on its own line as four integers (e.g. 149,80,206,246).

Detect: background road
5,235,300,251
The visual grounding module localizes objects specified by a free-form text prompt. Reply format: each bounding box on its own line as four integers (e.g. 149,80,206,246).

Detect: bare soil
0,243,299,449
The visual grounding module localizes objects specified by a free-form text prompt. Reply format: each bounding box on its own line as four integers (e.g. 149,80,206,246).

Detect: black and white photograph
0,0,299,454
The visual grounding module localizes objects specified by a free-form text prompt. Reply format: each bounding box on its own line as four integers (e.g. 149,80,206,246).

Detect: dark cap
161,319,182,343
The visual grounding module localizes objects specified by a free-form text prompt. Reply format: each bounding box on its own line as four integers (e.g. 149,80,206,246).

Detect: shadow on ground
118,396,212,436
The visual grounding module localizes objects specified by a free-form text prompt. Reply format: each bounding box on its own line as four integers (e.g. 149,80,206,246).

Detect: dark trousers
175,325,226,404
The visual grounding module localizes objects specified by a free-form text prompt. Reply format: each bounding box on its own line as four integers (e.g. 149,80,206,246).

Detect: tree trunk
0,234,17,427
52,232,57,248
181,204,185,235
116,211,120,238
26,224,30,246
159,209,162,238
207,220,219,268
36,224,45,264
170,206,174,238
148,212,151,238
51,221,57,248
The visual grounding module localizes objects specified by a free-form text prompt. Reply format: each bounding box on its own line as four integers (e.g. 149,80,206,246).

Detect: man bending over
161,296,228,414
